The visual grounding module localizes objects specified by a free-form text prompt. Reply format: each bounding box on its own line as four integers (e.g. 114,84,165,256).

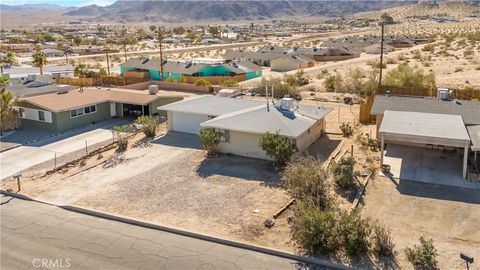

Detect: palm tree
0,87,19,135
1,51,17,73
64,47,73,65
0,76,11,90
156,27,165,80
32,48,48,75
103,45,111,77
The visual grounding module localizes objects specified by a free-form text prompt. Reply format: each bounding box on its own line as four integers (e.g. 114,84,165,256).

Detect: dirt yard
362,172,480,269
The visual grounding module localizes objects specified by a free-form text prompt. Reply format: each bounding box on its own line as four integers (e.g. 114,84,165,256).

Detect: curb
1,190,353,270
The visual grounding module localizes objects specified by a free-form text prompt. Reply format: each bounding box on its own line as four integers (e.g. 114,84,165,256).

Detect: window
85,106,91,114
76,108,84,116
70,109,77,117
19,108,25,118
70,105,96,118
90,105,96,112
38,111,45,121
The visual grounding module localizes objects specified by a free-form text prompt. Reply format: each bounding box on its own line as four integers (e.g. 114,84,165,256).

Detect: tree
0,76,10,90
220,79,238,87
1,51,17,72
73,35,82,46
0,87,19,134
282,157,334,210
259,131,295,167
380,12,394,25
323,74,343,92
135,116,157,138
384,63,436,89
199,128,221,155
286,70,309,86
32,48,48,75
74,63,89,77
173,26,186,35
331,157,357,189
405,236,438,270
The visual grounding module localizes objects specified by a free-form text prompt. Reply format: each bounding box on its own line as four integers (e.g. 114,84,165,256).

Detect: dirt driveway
16,131,294,250
362,176,480,269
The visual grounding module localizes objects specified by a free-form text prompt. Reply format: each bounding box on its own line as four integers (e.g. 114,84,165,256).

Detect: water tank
280,97,294,111
148,85,158,95
57,85,70,94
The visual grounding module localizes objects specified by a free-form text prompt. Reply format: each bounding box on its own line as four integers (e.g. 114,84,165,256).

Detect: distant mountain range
1,1,418,22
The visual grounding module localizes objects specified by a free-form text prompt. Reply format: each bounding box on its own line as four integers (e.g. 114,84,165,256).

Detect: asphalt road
0,119,130,180
0,195,334,270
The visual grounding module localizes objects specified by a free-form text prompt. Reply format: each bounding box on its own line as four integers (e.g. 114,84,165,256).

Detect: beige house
159,96,332,160
270,54,315,72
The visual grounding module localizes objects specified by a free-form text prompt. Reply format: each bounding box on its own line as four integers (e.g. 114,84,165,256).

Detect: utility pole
104,46,111,77
378,15,387,94
157,27,164,80
122,26,128,62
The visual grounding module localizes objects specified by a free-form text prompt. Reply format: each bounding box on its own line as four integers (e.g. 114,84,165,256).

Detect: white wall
171,111,210,134
217,130,272,160
295,118,325,152
18,107,53,123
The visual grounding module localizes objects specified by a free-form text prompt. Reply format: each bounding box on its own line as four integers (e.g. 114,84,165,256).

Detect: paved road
0,119,130,180
0,196,334,270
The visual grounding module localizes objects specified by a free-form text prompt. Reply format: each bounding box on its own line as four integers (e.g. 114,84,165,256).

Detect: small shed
379,110,471,179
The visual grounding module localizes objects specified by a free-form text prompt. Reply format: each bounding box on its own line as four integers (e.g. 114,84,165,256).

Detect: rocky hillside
65,0,417,23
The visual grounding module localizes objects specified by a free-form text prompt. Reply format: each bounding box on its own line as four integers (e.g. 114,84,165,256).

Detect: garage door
171,112,210,134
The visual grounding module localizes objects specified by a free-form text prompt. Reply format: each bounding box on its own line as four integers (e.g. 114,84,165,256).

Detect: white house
159,96,332,160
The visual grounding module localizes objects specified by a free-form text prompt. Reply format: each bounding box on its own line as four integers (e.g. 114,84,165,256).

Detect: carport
379,110,471,179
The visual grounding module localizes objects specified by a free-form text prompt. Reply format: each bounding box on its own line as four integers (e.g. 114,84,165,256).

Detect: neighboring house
271,54,315,72
298,46,360,61
120,58,262,84
363,44,395,54
158,96,332,160
41,48,64,57
224,45,293,66
16,87,186,132
2,65,74,79
371,95,480,180
7,74,74,97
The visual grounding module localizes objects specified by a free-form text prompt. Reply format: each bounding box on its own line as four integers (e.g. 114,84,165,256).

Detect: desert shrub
361,77,378,97
259,131,295,167
316,68,329,79
282,157,334,210
113,125,132,150
454,67,463,72
384,63,436,89
135,115,157,138
404,237,438,270
412,50,422,60
372,222,395,257
178,76,187,83
199,128,221,155
338,209,372,256
331,157,357,188
367,60,386,69
291,202,340,255
194,79,212,87
422,44,435,52
356,133,380,151
323,74,343,92
397,53,406,61
286,70,309,86
165,76,177,83
343,68,365,93
255,77,295,98
464,49,474,57
385,58,397,65
220,79,238,87
339,122,354,137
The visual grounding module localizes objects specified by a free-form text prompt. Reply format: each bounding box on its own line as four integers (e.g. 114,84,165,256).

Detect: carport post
380,133,384,165
463,141,469,179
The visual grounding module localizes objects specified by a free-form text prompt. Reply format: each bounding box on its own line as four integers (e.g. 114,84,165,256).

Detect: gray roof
379,110,470,146
467,125,480,151
224,49,285,62
273,54,313,64
120,58,260,75
371,95,480,125
7,75,73,97
201,102,332,138
158,96,264,116
2,65,74,78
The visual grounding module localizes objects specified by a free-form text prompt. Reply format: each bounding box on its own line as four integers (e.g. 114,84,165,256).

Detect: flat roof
371,95,480,125
467,125,480,151
157,96,265,116
379,110,470,145
20,87,188,112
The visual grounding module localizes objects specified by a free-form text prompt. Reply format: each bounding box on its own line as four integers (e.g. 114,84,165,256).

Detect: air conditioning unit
148,85,158,95
27,74,37,81
437,88,449,100
280,97,294,111
57,85,70,94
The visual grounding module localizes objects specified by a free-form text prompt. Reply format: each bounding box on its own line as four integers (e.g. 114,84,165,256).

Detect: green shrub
291,202,340,255
404,236,438,270
316,68,329,79
282,157,334,210
372,222,395,257
331,157,357,188
338,209,371,256
220,79,238,87
286,70,309,86
194,79,212,87
339,122,354,137
323,74,343,91
255,77,295,98
384,63,436,89
356,133,380,151
259,131,295,167
165,77,177,83
135,115,157,138
113,125,132,150
422,44,435,52
199,128,221,155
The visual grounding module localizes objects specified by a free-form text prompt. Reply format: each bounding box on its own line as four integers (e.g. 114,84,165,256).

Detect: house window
85,106,91,114
70,105,97,118
38,111,45,121
19,108,25,118
90,105,96,112
76,108,84,116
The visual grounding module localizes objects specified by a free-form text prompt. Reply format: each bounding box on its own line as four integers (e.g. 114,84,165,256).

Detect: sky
1,0,117,6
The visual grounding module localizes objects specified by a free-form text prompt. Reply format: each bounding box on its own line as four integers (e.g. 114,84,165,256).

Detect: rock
264,219,275,228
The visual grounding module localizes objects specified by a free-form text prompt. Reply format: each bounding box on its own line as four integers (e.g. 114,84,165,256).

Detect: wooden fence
378,85,480,100
56,76,147,87
359,95,376,124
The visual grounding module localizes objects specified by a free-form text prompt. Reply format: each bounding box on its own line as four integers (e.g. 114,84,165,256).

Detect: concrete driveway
0,119,130,180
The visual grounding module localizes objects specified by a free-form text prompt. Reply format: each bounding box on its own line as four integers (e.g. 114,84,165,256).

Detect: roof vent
26,74,37,82
148,85,158,95
280,97,294,111
141,58,149,64
232,62,239,68
185,62,192,69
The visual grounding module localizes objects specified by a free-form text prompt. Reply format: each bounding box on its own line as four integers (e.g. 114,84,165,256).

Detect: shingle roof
157,96,264,116
201,102,332,138
20,87,187,112
371,95,480,125
8,75,73,97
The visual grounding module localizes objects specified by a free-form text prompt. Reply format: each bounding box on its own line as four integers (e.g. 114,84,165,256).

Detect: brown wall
124,71,150,79
312,54,359,62
183,74,247,85
119,81,210,92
